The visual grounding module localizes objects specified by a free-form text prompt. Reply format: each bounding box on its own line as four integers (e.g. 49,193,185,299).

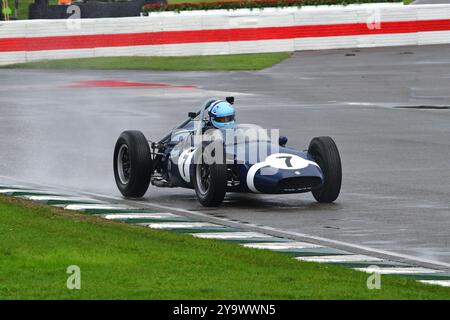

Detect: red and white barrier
1,3,450,65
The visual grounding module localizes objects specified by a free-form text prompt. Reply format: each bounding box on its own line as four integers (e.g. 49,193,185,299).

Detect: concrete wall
1,3,450,65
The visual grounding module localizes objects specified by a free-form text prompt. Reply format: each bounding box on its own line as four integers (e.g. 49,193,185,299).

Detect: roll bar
157,98,217,144
157,97,235,145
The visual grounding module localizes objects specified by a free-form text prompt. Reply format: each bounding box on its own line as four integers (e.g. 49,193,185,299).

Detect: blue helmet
208,100,235,129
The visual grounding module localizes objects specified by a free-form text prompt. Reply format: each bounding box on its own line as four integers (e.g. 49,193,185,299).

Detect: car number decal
265,153,319,170
178,148,196,183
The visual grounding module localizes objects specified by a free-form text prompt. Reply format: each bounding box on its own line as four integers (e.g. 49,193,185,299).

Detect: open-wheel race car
113,97,342,207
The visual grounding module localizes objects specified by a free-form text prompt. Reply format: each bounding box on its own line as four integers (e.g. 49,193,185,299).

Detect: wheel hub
117,144,131,184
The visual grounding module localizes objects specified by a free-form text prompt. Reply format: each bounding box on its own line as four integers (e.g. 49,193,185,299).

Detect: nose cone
246,152,324,194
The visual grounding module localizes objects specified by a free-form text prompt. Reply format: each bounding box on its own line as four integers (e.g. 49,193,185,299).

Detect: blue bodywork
157,100,325,194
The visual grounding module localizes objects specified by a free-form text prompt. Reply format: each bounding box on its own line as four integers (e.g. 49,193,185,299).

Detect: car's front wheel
192,144,227,207
113,130,152,198
308,136,342,203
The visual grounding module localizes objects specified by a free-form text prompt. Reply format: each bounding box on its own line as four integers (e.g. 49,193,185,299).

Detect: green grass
2,53,291,71
0,196,449,299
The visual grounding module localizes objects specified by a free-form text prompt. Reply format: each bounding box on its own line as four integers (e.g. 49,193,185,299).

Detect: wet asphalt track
1,44,449,266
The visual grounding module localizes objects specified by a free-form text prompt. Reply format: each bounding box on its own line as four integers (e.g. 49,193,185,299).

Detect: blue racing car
113,97,342,207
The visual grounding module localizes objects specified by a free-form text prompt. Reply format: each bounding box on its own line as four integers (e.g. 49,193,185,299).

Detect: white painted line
296,254,384,263
419,280,450,287
354,267,442,275
193,232,276,240
0,189,38,194
144,222,222,229
113,198,450,269
103,213,181,220
243,242,322,250
22,195,102,203
0,189,25,193
64,204,131,211
3,178,449,270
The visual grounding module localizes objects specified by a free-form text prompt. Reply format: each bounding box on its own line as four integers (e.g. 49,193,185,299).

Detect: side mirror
279,136,288,147
188,112,197,119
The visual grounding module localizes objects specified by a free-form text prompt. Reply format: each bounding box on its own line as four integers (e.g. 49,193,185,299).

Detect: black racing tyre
113,130,152,198
308,136,342,203
192,143,227,207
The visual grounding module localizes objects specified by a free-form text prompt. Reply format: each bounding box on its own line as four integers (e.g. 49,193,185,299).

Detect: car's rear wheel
192,144,227,207
113,130,152,198
308,136,342,203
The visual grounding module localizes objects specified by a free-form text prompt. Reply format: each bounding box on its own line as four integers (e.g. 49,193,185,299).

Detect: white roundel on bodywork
265,153,317,170
246,153,319,193
178,148,196,183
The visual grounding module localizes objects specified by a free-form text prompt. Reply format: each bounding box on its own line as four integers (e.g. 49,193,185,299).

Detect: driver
207,100,235,129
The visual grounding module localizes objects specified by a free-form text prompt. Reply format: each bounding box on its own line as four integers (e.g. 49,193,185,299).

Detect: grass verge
0,195,449,299
1,53,291,71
